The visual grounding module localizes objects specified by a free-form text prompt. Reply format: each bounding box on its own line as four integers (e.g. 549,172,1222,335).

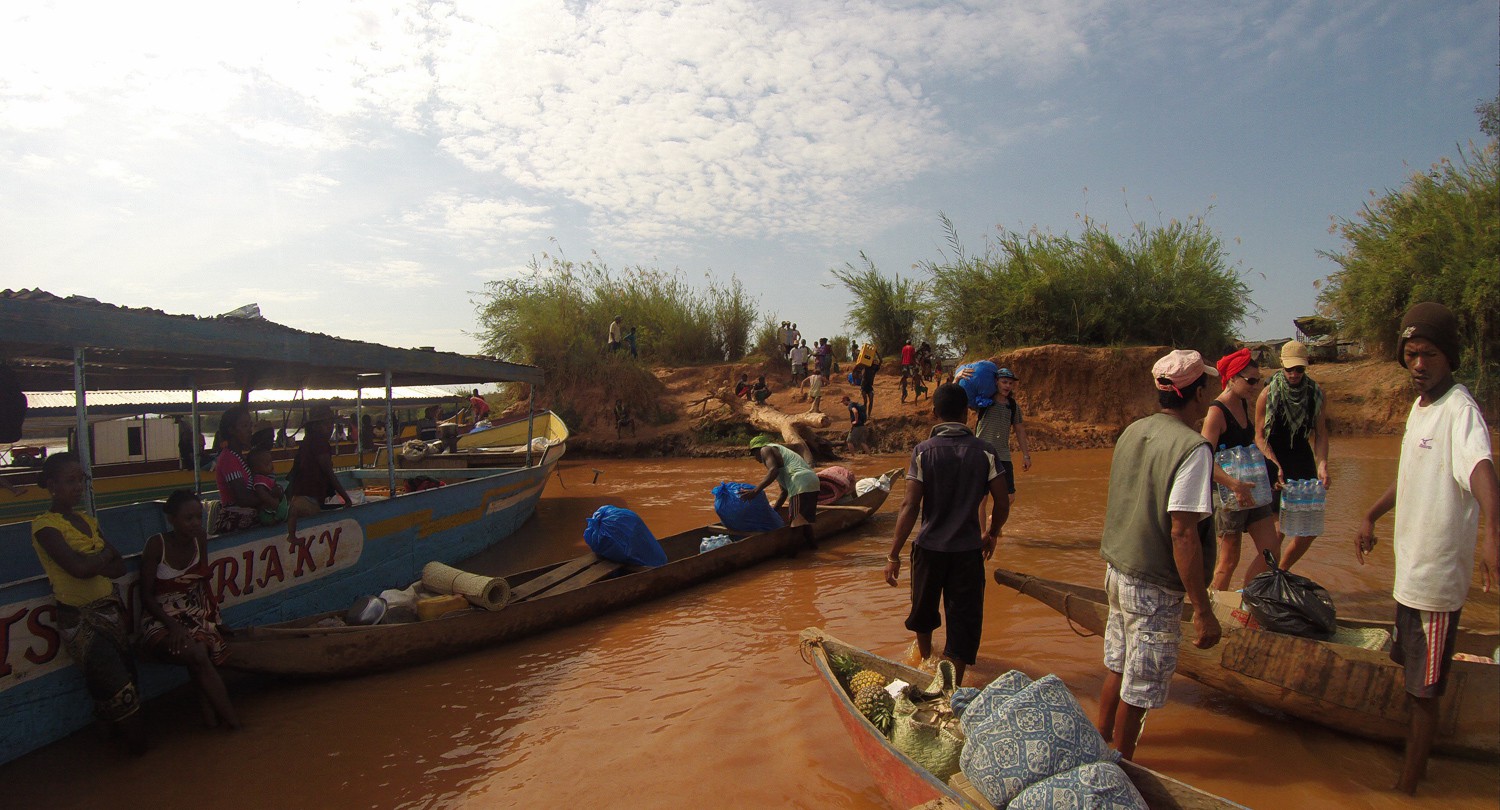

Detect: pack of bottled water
1213,445,1273,509
698,533,734,554
1279,479,1326,537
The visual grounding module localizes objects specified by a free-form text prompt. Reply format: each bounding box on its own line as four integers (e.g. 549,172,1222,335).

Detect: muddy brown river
4,438,1497,808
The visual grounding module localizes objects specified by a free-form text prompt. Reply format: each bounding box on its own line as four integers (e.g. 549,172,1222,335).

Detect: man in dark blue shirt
884,383,1008,684
842,395,869,453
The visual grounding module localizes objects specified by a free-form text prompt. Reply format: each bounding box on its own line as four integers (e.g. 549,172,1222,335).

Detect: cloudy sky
2,1,1494,360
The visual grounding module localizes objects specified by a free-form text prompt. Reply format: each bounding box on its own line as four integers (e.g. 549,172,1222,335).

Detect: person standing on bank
607,315,624,352
1204,348,1279,590
1356,302,1499,796
1096,350,1221,761
1256,339,1330,571
883,383,1007,686
741,435,820,550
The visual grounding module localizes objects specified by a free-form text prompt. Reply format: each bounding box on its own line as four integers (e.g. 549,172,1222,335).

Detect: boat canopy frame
1,291,543,508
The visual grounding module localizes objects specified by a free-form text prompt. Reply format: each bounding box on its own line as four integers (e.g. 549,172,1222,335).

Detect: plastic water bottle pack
1280,479,1326,537
1213,445,1273,509
698,534,733,554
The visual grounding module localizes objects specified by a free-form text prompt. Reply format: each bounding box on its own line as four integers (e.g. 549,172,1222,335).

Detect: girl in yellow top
31,452,144,750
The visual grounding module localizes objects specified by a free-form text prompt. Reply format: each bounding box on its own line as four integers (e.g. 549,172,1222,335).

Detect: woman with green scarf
1255,341,1330,570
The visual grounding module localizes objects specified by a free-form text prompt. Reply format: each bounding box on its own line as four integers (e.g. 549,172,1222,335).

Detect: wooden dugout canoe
992,568,1500,759
798,628,1246,810
225,471,901,677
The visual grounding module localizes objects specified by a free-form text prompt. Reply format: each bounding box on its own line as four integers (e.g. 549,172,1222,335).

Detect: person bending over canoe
1097,350,1221,761
741,435,819,549
883,383,1007,687
140,490,241,730
30,452,145,752
1356,303,1499,795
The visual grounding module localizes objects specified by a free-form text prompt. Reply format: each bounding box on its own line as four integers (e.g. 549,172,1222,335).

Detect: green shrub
1318,142,1498,398
476,253,758,370
831,253,926,359
919,211,1252,354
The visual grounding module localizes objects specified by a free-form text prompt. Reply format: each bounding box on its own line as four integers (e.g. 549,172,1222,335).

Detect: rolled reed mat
421,561,511,610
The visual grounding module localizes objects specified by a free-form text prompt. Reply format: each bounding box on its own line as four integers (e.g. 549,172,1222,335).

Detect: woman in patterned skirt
140,490,241,729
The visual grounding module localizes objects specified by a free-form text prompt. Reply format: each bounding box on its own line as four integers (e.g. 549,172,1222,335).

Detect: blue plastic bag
956,360,999,409
584,505,667,567
712,482,786,533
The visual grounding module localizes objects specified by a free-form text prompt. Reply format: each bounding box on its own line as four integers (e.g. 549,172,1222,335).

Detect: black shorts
997,459,1016,495
1390,603,1461,698
904,545,986,664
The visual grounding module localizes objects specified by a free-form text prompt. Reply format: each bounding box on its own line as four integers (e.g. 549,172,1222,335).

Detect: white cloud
326,258,438,290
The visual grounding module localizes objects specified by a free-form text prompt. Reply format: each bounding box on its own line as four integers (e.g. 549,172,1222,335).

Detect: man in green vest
1096,349,1222,760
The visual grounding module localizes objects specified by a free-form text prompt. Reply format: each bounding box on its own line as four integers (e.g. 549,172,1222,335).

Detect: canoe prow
800,627,1248,810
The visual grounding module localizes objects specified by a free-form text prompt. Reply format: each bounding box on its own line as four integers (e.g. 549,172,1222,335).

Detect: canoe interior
991,568,1500,760
800,628,1245,810
223,471,900,676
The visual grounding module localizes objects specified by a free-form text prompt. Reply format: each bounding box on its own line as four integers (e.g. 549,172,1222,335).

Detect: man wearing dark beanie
1357,301,1499,795
1396,301,1462,370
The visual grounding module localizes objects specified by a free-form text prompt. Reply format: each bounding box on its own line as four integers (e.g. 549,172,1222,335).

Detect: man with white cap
1356,301,1498,795
1095,349,1222,760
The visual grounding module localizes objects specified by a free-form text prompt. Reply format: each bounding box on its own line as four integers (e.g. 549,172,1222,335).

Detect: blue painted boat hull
0,458,557,765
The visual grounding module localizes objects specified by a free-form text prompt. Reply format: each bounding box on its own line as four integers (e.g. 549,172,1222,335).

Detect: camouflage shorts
1103,566,1184,710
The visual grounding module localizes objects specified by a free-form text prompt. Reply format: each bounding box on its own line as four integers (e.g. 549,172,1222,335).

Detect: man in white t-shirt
1357,302,1499,795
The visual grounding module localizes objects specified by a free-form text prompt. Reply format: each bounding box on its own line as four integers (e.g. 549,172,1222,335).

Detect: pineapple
829,653,861,690
848,669,886,695
854,685,895,735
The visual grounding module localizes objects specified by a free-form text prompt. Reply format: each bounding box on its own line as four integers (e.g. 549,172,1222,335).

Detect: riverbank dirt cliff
551,344,1424,459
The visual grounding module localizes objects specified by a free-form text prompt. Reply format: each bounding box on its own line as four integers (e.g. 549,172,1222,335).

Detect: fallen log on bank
708,387,840,464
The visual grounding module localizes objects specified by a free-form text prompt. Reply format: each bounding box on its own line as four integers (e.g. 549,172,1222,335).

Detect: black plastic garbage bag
1242,550,1337,639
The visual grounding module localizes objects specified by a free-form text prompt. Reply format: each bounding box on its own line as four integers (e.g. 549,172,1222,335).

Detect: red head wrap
1215,348,1252,390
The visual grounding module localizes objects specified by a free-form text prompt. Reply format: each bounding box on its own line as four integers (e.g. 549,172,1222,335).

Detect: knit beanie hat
1397,302,1461,369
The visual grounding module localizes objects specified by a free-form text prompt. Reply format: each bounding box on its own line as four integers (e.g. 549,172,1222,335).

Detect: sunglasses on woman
1239,375,1260,385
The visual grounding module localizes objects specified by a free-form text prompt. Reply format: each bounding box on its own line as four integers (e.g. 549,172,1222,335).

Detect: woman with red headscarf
1202,348,1281,589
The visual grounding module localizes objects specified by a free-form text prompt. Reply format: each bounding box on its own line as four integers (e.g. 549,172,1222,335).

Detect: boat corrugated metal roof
23,386,466,415
0,289,541,390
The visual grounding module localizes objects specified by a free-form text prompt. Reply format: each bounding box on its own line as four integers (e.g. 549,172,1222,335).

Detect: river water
4,438,1497,809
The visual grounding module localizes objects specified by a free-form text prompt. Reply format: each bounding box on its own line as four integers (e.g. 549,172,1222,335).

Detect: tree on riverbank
917,212,1252,355
1317,141,1498,399
830,253,925,358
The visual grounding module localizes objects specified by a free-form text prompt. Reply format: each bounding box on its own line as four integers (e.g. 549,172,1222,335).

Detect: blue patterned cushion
956,669,1033,725
1008,761,1147,810
958,674,1118,807
951,687,981,718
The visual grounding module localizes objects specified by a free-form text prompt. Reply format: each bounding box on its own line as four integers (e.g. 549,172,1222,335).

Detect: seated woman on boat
211,404,262,534
30,452,145,751
287,405,353,542
139,490,241,730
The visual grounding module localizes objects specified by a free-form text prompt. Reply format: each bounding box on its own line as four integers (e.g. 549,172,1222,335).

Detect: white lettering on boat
0,519,363,692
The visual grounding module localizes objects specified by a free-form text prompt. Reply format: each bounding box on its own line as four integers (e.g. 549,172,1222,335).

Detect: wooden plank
508,554,600,602
535,559,626,599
